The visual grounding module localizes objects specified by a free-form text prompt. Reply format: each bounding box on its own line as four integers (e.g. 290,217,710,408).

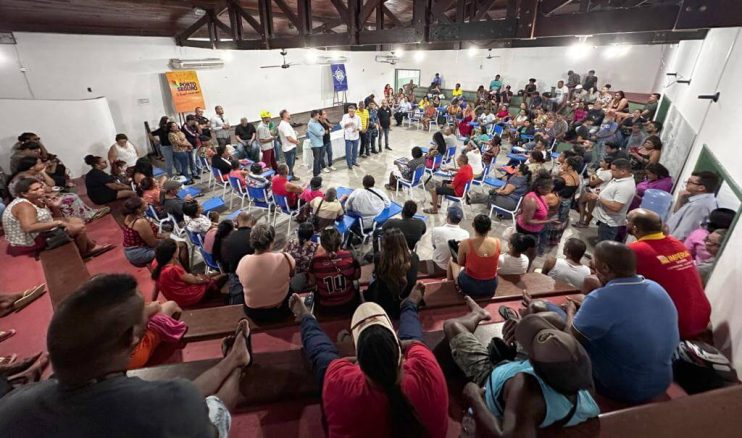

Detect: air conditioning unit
169,58,224,70
316,55,348,65
374,54,399,65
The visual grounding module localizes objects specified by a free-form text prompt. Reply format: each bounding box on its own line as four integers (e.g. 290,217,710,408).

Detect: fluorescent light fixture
414,50,425,61
394,48,404,58
567,42,591,60
468,46,478,57
305,48,319,63
603,44,631,59
221,50,233,62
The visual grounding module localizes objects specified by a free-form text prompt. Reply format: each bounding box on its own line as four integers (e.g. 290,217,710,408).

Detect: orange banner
165,70,205,113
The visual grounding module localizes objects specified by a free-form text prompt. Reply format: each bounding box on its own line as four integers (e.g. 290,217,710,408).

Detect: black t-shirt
212,156,232,177
85,168,118,205
586,109,605,125
0,376,214,437
182,123,199,146
583,75,598,90
319,119,332,144
221,227,254,273
235,123,256,142
382,218,427,251
524,83,537,94
377,107,392,128
151,127,171,147
368,251,419,319
196,115,211,138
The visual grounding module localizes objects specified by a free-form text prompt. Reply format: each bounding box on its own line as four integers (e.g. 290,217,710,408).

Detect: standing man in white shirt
211,106,231,147
430,206,470,276
277,109,300,181
257,111,277,170
340,105,361,169
582,158,636,243
551,80,569,112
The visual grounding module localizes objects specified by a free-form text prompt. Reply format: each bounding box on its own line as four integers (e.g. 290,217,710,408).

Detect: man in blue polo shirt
569,241,679,404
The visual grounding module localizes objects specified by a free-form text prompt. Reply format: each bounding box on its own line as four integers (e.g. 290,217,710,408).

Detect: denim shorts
206,395,231,438
458,270,498,298
124,246,155,266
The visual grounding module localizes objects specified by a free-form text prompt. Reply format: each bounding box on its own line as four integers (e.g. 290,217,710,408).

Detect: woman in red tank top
449,214,501,298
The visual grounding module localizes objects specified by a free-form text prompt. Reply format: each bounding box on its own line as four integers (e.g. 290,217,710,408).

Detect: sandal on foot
422,208,438,215
221,319,253,367
0,330,16,343
0,354,17,366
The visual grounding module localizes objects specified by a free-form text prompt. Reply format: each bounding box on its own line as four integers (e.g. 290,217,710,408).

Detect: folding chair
273,193,300,235
146,205,176,234
489,195,524,229
199,156,213,188
444,182,472,218
442,145,458,167
472,162,493,187
424,153,444,178
246,186,275,220
211,166,229,198
227,176,249,210
395,166,426,201
199,247,222,274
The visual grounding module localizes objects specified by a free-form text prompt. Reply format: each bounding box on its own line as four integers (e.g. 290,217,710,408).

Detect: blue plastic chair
227,176,248,210
200,197,225,214
211,166,229,197
444,182,472,218
396,166,426,201
246,186,275,219
199,246,222,274
640,189,674,221
424,153,443,177
273,193,300,235
442,145,458,166
177,186,202,200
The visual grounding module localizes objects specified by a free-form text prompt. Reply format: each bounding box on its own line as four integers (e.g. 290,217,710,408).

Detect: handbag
44,227,72,250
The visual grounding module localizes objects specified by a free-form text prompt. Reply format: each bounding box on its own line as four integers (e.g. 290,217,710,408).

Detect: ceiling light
305,48,319,63
394,48,404,58
414,50,425,62
567,42,591,60
468,46,478,57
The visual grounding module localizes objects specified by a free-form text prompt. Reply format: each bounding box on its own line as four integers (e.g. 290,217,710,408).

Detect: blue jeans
324,141,333,167
597,222,623,243
311,147,323,177
191,148,202,173
160,145,175,177
300,300,422,389
173,151,191,180
274,138,282,162
345,139,359,168
284,148,296,177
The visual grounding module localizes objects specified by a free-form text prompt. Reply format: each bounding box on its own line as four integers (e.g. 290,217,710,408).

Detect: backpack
672,340,738,394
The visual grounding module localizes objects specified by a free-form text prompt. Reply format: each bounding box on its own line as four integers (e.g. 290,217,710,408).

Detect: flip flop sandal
13,284,46,313
221,319,253,367
498,306,521,322
92,207,111,220
0,354,17,366
336,329,352,344
0,329,16,343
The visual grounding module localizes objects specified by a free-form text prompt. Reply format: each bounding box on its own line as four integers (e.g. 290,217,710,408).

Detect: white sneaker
323,168,331,173
329,166,337,171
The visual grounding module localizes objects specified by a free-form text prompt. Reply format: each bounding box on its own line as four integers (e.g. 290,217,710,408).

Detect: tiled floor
194,121,598,266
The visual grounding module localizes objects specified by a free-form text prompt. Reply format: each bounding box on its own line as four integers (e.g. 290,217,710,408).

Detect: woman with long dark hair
83,155,136,205
210,220,234,265
288,285,448,438
151,238,225,307
150,116,174,176
366,228,419,319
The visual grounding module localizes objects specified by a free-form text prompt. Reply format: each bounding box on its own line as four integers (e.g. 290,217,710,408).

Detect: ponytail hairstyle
212,220,234,263
319,228,342,257
357,326,426,438
517,163,532,185
151,239,178,280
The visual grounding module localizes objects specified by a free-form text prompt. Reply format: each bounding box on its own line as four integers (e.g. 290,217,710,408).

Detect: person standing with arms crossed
377,100,393,151
319,110,336,172
341,106,361,169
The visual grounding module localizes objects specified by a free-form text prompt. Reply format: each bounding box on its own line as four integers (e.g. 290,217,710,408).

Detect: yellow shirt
452,88,463,97
419,99,428,110
357,109,369,130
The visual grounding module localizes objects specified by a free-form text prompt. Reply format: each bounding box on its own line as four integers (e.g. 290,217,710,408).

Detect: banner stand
333,90,347,107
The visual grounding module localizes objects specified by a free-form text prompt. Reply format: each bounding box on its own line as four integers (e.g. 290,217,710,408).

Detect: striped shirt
311,251,360,307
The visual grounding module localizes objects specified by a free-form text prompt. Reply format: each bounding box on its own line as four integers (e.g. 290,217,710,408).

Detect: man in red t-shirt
627,209,711,339
289,284,449,438
308,228,361,313
424,153,473,214
271,164,302,208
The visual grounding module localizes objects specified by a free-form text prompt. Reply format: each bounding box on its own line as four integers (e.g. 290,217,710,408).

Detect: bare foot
464,296,491,322
227,320,251,368
289,293,312,323
406,282,426,306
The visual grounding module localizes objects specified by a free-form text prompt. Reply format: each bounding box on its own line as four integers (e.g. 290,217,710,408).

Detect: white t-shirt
341,114,361,140
479,113,495,126
547,258,591,289
257,122,274,151
594,168,613,192
593,176,636,227
554,85,569,103
497,253,529,275
277,120,298,153
430,224,470,270
467,150,484,176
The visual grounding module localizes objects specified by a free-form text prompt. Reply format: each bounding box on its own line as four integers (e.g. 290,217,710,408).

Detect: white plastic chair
395,166,426,201
444,182,472,218
489,195,524,229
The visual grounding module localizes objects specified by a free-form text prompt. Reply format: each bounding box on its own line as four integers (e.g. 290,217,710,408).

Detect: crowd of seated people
1,73,737,438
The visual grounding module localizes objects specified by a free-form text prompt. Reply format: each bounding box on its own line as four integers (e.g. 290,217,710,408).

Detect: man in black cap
444,297,599,436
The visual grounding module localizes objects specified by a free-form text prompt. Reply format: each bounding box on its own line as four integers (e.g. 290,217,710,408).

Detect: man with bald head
0,274,250,436
627,209,711,339
568,241,679,404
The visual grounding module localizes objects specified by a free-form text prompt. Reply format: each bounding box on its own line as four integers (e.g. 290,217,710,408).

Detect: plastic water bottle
460,408,477,438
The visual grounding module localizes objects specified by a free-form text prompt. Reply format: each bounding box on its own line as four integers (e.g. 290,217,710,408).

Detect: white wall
652,27,742,368
0,32,394,169
395,44,667,93
0,97,117,177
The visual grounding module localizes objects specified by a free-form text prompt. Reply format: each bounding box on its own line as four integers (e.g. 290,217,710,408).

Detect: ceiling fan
260,49,300,69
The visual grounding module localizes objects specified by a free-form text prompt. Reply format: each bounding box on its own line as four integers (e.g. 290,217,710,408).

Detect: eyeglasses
685,179,701,186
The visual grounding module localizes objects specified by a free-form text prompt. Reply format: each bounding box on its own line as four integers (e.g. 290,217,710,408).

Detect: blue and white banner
331,64,348,92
